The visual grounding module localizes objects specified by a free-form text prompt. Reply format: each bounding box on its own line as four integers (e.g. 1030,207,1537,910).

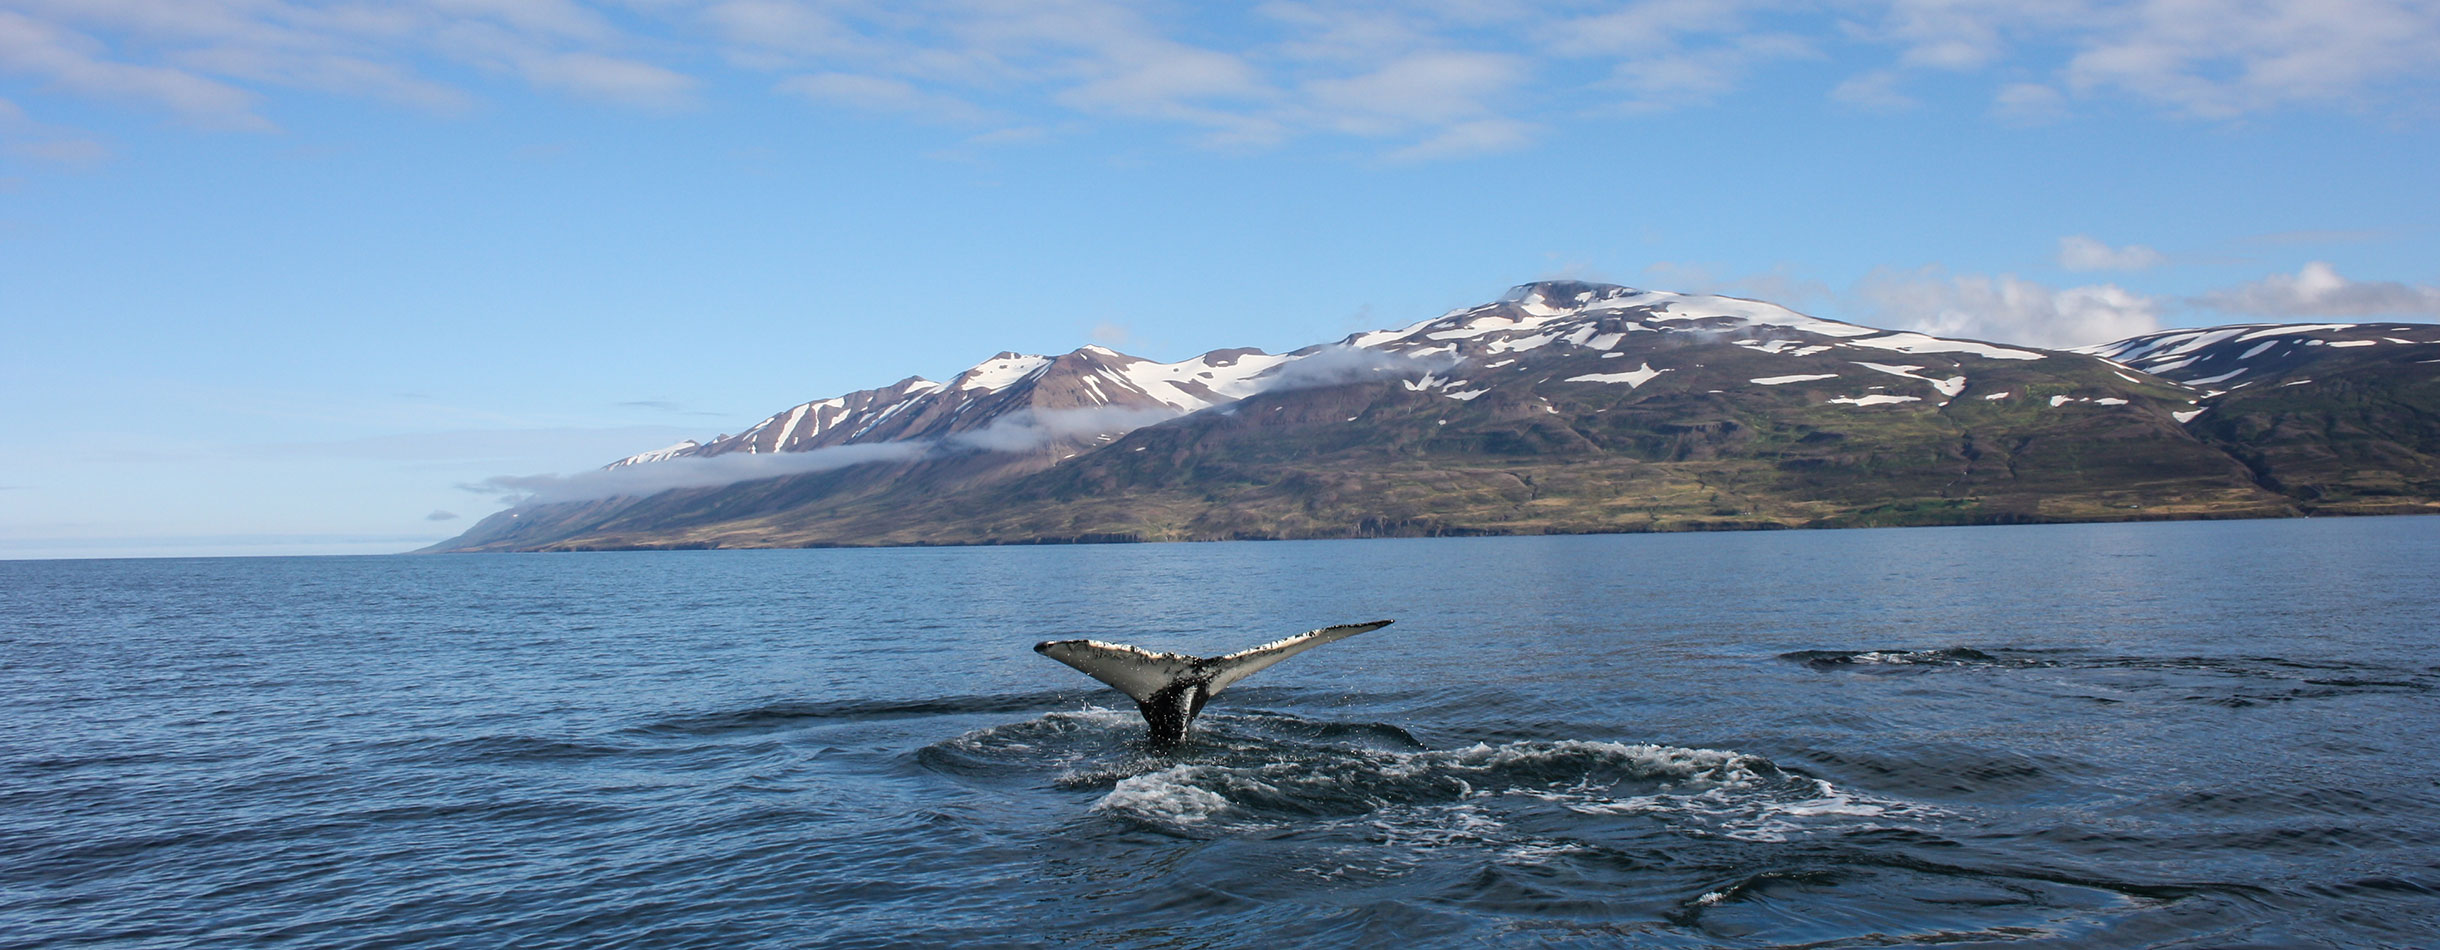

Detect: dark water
5,518,2437,948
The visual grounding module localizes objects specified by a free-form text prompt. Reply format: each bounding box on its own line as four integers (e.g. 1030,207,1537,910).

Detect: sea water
4,517,2435,948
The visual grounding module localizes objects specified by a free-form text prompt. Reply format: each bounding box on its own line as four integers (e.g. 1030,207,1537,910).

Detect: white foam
1095,766,1236,823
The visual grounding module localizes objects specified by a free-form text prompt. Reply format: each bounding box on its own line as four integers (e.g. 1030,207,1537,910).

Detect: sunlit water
4,517,2436,948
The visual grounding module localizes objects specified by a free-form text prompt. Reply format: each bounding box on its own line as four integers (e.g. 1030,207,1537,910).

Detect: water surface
4,517,2436,947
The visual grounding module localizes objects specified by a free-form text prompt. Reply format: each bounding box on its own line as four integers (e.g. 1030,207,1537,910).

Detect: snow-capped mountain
432,280,2440,553
609,344,1305,468
2076,322,2440,390
610,280,2072,473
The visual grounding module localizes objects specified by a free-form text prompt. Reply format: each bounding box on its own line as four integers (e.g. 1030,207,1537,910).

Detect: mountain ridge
430,281,2440,552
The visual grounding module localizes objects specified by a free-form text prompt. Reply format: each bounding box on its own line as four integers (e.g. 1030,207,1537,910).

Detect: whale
1035,620,1395,752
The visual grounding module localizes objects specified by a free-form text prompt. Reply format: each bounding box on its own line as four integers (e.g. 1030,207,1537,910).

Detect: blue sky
4,0,2437,559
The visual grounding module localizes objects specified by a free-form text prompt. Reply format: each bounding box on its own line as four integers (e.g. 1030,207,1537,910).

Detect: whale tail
1034,620,1395,752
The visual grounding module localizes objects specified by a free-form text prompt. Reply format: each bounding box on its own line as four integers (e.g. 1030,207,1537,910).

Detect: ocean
4,517,2435,948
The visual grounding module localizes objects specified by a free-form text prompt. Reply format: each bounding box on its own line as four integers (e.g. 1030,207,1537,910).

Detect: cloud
465,441,930,504
703,0,857,57
1597,33,1820,112
0,11,272,129
521,52,697,110
2191,261,2440,317
1829,69,1917,111
2060,0,2440,117
426,510,460,521
1254,345,1455,393
6,0,2438,161
4,137,111,167
1991,82,2068,123
465,407,1191,504
778,72,986,121
1382,117,1535,161
2057,235,2166,271
1641,261,1838,312
1305,51,1524,133
939,406,1182,453
1853,266,2164,348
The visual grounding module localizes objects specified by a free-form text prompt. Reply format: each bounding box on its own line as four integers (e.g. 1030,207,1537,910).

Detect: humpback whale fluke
1034,620,1395,752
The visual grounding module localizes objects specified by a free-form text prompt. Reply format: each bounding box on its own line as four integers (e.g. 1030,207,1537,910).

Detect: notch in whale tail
1034,620,1395,752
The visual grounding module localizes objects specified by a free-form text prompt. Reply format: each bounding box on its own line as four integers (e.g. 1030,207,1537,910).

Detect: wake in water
899,703,2272,946
921,706,1930,846
1781,646,2437,706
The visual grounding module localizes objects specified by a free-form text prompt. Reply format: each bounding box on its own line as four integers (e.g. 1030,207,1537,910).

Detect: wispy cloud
777,72,988,122
464,441,930,504
463,406,1187,504
1852,266,2164,349
2192,261,2440,318
0,10,271,129
1256,344,1455,392
2058,235,2166,272
3,1,2435,159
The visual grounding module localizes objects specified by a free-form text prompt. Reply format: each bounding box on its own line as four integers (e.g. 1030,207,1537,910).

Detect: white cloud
467,441,930,504
1306,50,1523,131
1856,0,2440,117
465,406,1190,504
519,51,697,109
2057,235,2166,271
2061,0,2440,117
4,0,2438,158
1829,68,1916,111
778,72,986,121
1252,345,1454,392
0,11,272,129
2192,261,2440,317
1599,33,1819,111
1991,81,2067,123
703,0,857,57
1854,266,2164,348
1382,116,1536,161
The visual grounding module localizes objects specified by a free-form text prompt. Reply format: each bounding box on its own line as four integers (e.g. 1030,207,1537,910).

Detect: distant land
429,281,2440,552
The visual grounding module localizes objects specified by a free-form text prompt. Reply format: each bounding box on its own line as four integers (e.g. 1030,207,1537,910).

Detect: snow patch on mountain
1566,363,1670,388
608,440,701,469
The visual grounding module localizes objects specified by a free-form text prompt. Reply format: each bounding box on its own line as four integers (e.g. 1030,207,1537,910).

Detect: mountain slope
430,282,2440,552
2080,323,2440,510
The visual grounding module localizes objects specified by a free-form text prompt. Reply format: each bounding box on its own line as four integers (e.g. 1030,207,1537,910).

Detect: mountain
430,281,2440,552
2077,322,2440,507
